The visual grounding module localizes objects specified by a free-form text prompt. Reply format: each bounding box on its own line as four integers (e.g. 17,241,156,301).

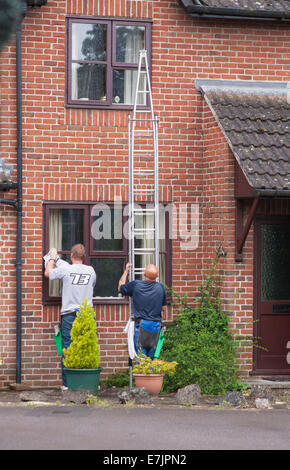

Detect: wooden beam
235,196,259,262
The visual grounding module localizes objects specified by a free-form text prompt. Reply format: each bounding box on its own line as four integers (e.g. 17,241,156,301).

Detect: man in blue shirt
118,263,167,359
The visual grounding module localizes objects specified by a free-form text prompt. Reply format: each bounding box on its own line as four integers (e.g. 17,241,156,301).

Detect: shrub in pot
63,298,102,394
133,353,178,394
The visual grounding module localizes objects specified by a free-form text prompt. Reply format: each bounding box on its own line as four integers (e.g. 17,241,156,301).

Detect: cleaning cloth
43,249,66,268
124,318,136,360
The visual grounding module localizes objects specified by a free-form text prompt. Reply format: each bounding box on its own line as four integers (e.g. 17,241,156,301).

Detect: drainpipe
0,0,47,387
15,0,48,385
15,6,26,385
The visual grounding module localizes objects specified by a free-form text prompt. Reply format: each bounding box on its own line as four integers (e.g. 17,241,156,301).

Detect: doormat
262,377,290,382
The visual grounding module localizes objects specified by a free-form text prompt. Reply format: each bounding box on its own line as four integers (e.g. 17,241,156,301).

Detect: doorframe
253,215,290,375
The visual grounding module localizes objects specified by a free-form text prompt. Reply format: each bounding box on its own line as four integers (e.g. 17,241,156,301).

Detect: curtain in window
124,28,144,105
49,209,63,296
136,210,165,284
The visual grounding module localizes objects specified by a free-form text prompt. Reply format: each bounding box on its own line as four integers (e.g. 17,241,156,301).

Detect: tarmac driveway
0,405,289,451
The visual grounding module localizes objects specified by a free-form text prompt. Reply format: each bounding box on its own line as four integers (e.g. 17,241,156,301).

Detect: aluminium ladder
128,50,159,387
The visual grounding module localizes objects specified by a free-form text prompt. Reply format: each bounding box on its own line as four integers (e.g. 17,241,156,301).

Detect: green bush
161,254,245,395
63,298,100,369
102,370,130,388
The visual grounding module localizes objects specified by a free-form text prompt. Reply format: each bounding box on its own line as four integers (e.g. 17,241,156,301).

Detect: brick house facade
0,0,289,387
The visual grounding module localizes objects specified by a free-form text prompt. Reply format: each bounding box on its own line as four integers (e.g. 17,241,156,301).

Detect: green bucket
64,367,102,395
53,328,62,355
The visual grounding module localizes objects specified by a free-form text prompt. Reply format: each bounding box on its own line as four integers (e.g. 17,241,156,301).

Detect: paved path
0,405,289,450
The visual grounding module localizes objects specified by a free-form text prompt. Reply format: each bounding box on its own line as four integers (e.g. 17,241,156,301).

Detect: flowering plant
133,353,178,375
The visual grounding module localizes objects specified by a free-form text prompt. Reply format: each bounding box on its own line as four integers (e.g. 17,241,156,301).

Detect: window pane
134,253,165,284
261,224,290,301
72,23,107,61
49,209,83,251
113,69,146,105
71,63,106,101
134,209,165,249
133,209,166,283
115,26,145,63
91,206,123,251
91,258,125,297
48,209,83,297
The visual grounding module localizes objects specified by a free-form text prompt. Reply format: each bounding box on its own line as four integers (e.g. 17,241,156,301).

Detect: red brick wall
201,99,254,376
201,99,290,376
0,0,289,386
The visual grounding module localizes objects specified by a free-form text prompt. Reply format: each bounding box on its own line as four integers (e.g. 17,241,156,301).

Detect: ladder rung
134,175,154,178
133,189,154,194
134,170,154,175
134,228,155,233
138,90,149,93
133,248,156,254
133,208,155,212
132,111,154,115
134,133,153,137
133,210,155,216
130,117,156,121
133,153,154,157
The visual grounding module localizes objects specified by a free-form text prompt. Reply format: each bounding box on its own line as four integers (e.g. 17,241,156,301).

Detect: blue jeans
60,313,76,386
134,320,160,360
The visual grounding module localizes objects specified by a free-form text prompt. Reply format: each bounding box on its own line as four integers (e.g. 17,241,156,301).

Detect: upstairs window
66,17,152,109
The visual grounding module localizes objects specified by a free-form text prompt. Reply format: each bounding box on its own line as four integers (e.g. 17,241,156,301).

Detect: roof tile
199,0,290,12
205,90,290,190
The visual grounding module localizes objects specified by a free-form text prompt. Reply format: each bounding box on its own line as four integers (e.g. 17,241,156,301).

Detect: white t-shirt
49,261,96,314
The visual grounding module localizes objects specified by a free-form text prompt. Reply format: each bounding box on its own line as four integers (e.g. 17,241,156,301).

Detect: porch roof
179,0,290,21
195,80,290,194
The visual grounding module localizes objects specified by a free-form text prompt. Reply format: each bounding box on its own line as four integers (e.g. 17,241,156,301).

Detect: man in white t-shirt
45,243,96,388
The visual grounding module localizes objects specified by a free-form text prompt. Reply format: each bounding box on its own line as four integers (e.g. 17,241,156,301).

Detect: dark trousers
60,313,76,386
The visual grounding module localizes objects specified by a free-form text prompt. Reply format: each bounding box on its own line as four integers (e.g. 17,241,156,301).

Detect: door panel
254,218,290,374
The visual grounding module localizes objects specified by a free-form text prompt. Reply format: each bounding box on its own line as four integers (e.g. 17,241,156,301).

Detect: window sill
65,102,150,111
93,296,128,305
43,297,129,306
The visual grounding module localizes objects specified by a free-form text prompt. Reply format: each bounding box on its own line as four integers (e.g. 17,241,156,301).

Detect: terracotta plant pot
133,373,164,395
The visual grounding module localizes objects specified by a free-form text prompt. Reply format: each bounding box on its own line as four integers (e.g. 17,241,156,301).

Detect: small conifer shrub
63,298,100,369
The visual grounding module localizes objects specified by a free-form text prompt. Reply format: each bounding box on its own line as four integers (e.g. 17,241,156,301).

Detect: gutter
254,189,290,198
179,0,290,22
